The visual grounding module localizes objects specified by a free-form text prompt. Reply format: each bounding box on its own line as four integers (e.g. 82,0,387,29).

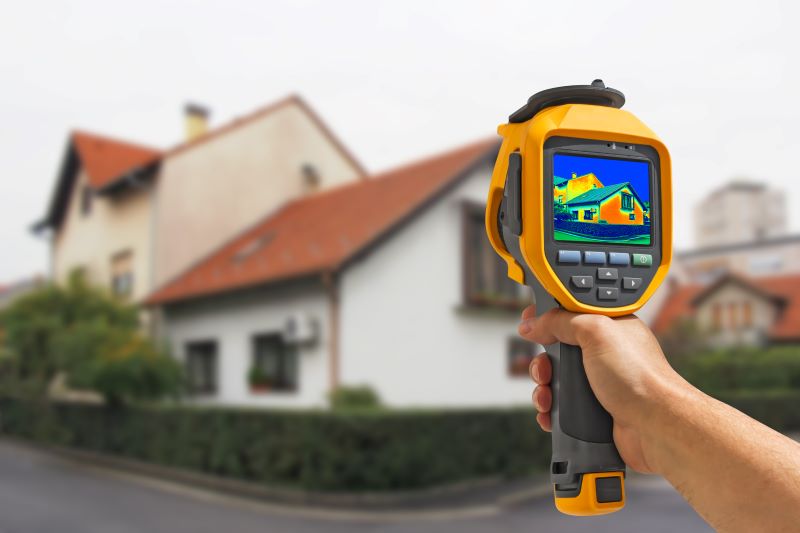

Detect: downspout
322,271,340,394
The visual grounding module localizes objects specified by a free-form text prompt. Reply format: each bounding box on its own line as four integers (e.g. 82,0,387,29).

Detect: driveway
0,439,710,533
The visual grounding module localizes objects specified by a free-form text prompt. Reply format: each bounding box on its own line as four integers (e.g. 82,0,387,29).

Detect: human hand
519,305,687,474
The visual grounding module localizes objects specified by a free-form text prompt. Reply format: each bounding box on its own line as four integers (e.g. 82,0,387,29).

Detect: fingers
536,412,552,432
532,385,552,412
529,353,551,385
519,308,611,347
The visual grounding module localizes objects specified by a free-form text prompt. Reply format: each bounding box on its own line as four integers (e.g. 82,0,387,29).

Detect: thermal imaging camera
485,80,672,516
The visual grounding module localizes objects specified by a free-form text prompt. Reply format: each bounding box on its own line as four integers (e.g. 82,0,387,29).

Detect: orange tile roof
147,138,498,305
652,273,800,341
71,130,162,189
651,283,704,334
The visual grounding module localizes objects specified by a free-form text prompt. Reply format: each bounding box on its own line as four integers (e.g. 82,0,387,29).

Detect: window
712,302,723,330
621,193,633,211
742,302,753,328
462,202,527,308
583,209,594,220
110,250,134,298
728,302,738,329
186,341,218,394
508,338,535,378
81,186,93,216
251,334,298,392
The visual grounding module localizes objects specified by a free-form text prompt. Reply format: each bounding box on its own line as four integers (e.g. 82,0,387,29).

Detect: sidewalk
1,437,553,521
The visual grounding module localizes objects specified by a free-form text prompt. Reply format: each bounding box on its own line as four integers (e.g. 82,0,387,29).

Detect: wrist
637,371,699,476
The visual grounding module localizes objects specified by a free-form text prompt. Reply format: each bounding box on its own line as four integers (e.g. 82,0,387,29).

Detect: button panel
552,248,657,308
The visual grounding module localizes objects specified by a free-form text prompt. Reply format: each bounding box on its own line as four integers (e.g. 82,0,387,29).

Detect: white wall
53,169,154,302
163,282,331,408
154,101,364,287
339,162,535,407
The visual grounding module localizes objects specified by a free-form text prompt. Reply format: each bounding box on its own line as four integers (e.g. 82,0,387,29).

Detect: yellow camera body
485,81,672,516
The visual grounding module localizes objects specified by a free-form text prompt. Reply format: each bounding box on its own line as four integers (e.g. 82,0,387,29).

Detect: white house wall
339,162,534,407
163,283,330,408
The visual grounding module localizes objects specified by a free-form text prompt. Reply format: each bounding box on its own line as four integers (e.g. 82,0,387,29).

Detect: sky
553,155,650,203
1,0,799,282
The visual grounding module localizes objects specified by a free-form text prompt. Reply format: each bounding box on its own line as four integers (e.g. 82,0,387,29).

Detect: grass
553,230,651,245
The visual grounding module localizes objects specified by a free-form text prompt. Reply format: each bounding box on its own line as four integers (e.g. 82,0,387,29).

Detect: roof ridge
278,136,499,208
71,129,163,154
146,136,499,305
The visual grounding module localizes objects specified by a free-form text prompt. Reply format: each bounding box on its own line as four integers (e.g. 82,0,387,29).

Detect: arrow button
571,276,594,289
623,277,643,290
597,287,619,300
597,268,619,281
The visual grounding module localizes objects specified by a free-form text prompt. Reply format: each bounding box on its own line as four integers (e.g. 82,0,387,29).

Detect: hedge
2,391,796,493
673,346,800,394
0,399,548,492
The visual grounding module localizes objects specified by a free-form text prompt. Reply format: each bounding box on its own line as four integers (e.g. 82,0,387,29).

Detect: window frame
185,340,218,395
110,249,134,299
507,337,535,378
250,333,299,393
461,201,528,310
621,192,633,211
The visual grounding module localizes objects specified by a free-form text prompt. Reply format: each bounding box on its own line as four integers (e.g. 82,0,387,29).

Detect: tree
0,272,181,405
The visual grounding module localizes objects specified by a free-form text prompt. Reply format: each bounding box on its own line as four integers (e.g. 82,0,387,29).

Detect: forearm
643,377,800,532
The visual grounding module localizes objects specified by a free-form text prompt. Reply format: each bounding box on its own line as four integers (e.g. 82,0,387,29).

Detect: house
652,273,800,346
146,139,538,408
553,172,602,204
564,182,646,225
34,96,366,308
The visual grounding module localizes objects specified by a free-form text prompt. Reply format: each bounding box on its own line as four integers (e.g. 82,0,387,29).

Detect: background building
693,182,786,248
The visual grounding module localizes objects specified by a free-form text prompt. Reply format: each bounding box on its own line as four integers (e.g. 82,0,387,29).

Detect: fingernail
518,320,531,334
532,366,540,382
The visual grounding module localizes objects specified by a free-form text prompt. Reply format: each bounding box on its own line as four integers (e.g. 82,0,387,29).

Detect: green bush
329,385,382,410
0,399,547,491
672,346,800,394
0,273,181,404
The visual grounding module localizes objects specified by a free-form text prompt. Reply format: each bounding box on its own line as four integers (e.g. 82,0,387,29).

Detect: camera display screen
552,153,651,246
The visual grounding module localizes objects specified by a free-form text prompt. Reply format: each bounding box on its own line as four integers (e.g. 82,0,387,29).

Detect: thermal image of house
554,173,645,225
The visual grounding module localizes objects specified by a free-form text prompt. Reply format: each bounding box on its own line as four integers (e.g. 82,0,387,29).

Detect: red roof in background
147,138,498,305
71,131,162,189
651,284,704,334
652,273,800,341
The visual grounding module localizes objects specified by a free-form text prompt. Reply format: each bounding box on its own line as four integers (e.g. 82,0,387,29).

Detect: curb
1,437,552,521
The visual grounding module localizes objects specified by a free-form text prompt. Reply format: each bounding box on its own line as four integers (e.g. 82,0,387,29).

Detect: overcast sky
1,0,799,282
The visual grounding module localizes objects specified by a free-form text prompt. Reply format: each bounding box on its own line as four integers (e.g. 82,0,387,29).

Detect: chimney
571,172,577,179
184,103,210,141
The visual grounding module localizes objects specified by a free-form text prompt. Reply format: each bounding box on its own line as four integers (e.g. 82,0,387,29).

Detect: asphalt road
0,439,711,533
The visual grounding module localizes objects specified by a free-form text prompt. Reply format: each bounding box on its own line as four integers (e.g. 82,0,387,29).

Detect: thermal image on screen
552,154,651,245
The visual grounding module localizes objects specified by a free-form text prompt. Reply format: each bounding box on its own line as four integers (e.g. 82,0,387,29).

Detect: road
0,440,711,533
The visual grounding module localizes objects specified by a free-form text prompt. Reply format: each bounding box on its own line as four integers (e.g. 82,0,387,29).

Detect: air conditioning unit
283,313,319,346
